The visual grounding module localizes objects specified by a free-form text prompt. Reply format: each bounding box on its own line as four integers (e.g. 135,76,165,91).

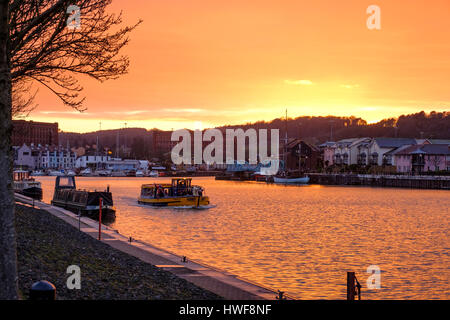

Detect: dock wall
308,173,450,190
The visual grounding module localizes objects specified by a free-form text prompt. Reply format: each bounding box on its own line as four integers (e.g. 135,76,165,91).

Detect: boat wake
173,204,216,210
136,204,216,210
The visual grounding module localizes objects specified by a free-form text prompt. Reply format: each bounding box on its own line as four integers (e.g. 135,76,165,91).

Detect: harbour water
36,176,449,299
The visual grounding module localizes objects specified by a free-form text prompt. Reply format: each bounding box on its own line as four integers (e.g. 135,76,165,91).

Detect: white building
38,146,77,169
14,144,76,170
367,138,417,166
324,137,418,167
75,155,112,169
105,159,140,171
14,144,35,169
332,138,359,165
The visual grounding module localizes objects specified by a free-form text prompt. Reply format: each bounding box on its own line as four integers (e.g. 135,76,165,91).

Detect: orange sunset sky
21,0,450,132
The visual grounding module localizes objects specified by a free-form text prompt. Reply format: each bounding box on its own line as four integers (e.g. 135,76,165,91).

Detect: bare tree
0,0,140,299
12,79,38,117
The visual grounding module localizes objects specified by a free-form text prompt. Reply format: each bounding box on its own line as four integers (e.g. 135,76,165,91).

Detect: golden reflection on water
37,176,450,299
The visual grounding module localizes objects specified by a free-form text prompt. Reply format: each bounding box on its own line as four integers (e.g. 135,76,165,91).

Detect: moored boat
96,169,111,177
31,170,46,176
111,170,126,177
138,178,210,207
80,168,93,176
147,170,158,177
273,176,310,184
48,169,65,176
125,169,136,177
13,170,43,200
51,176,116,220
136,170,145,177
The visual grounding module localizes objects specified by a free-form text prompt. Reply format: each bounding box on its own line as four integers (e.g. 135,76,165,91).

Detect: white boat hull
31,171,46,176
48,171,65,176
273,176,310,184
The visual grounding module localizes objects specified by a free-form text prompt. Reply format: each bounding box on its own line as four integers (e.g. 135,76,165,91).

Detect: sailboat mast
284,109,288,171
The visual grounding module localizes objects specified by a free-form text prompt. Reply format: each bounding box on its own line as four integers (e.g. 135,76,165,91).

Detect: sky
20,0,450,132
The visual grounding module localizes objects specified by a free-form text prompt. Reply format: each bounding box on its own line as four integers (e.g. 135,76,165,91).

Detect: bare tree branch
10,0,141,112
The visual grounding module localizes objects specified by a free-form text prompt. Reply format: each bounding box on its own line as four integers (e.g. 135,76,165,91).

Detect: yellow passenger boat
138,178,210,207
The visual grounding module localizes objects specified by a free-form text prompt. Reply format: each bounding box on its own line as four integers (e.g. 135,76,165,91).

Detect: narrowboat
51,176,116,219
13,170,43,200
138,178,210,207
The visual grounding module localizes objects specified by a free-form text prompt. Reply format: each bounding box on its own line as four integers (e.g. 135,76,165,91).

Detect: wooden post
347,272,355,300
98,197,102,240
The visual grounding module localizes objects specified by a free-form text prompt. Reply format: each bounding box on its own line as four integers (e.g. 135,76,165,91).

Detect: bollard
347,272,362,300
276,290,286,300
347,272,356,300
29,280,56,300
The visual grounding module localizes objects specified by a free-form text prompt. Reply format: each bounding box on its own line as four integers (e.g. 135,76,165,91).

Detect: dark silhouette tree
0,0,140,299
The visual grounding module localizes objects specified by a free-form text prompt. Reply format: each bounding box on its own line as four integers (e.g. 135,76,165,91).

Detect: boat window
141,188,153,197
59,177,75,188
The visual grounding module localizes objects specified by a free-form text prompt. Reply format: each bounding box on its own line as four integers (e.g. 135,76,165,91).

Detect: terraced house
14,144,76,170
394,144,450,174
322,137,450,170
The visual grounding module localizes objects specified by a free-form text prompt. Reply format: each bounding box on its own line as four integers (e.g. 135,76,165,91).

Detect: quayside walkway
15,193,295,300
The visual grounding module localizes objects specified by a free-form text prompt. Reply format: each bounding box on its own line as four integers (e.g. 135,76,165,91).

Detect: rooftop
373,137,417,148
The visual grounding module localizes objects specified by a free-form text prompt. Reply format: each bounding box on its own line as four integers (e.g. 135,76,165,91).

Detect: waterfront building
12,120,58,147
284,139,321,171
75,154,112,169
393,144,450,174
322,137,424,167
37,146,77,170
318,142,336,167
332,138,359,165
323,138,371,167
14,144,76,170
14,144,35,169
105,159,141,171
354,138,372,165
367,138,417,166
320,142,336,167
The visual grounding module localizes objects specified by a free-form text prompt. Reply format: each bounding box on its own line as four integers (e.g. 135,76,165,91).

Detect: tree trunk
0,0,18,300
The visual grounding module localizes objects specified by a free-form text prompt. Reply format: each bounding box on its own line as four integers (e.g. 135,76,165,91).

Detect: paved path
15,194,295,300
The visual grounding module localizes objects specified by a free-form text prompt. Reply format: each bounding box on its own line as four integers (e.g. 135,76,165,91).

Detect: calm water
36,176,449,299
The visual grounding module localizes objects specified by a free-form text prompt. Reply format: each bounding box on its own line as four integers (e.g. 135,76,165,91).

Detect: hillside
59,111,449,159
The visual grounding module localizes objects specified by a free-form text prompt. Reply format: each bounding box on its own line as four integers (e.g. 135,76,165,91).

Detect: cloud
39,110,89,115
162,108,203,113
106,110,148,115
284,79,314,86
340,84,360,89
